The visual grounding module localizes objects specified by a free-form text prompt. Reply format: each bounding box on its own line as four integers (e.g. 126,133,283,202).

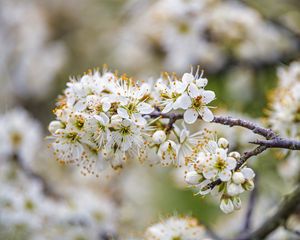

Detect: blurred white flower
145,216,209,240
0,108,42,167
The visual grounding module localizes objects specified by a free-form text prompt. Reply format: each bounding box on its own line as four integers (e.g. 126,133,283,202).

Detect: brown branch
251,138,300,151
149,112,300,152
212,116,277,140
148,112,277,139
148,111,300,190
236,184,300,240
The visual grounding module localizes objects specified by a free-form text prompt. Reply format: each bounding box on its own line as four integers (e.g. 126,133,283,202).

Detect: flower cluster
49,68,155,174
48,66,256,214
114,0,296,72
48,67,215,174
268,61,300,180
185,137,255,214
0,108,42,167
155,70,215,123
0,0,66,102
268,61,300,138
0,168,117,240
144,216,210,240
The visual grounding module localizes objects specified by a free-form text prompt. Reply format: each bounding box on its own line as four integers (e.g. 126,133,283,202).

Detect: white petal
202,107,214,122
174,81,186,94
226,157,237,170
203,168,218,179
203,90,215,104
99,112,109,124
219,169,232,182
102,101,111,112
133,114,147,126
207,140,218,152
196,77,208,87
137,102,154,114
185,171,201,185
182,73,194,84
180,129,189,143
183,109,198,124
217,148,228,159
117,108,129,119
241,167,255,180
220,198,234,214
227,183,240,196
74,100,86,111
232,196,242,210
162,102,173,113
188,83,200,98
122,137,132,151
175,93,192,110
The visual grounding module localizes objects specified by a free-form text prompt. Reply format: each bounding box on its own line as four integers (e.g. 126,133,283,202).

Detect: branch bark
251,138,300,150
148,112,300,151
149,112,277,140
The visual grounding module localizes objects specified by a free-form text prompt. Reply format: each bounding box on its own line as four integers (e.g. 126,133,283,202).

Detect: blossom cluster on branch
48,66,259,213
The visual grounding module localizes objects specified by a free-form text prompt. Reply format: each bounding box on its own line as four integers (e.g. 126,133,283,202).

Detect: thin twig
251,138,300,151
148,112,300,152
205,146,267,190
149,112,277,139
212,116,277,140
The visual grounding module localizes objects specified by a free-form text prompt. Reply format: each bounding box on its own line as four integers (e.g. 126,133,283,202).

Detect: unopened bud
229,151,241,160
48,121,64,134
185,171,201,185
232,196,242,210
232,172,245,184
218,138,229,149
220,197,234,214
243,180,255,191
227,183,240,196
152,130,167,144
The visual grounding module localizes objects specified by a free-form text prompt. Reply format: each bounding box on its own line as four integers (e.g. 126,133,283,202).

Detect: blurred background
0,0,300,239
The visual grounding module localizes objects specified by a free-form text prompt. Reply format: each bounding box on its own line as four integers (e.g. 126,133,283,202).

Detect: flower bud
241,167,255,180
220,197,234,214
232,196,242,210
48,121,64,134
185,171,201,185
218,138,229,149
232,172,245,184
227,183,240,196
229,151,241,160
243,180,255,191
152,130,167,144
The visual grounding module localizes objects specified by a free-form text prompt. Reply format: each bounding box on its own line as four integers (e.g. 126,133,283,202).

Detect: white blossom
145,216,208,240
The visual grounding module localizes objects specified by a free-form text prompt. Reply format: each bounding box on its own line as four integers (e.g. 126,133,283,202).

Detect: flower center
110,102,119,114
120,126,131,135
215,157,227,171
127,103,137,114
75,117,85,129
192,96,203,109
11,132,22,147
66,132,79,142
